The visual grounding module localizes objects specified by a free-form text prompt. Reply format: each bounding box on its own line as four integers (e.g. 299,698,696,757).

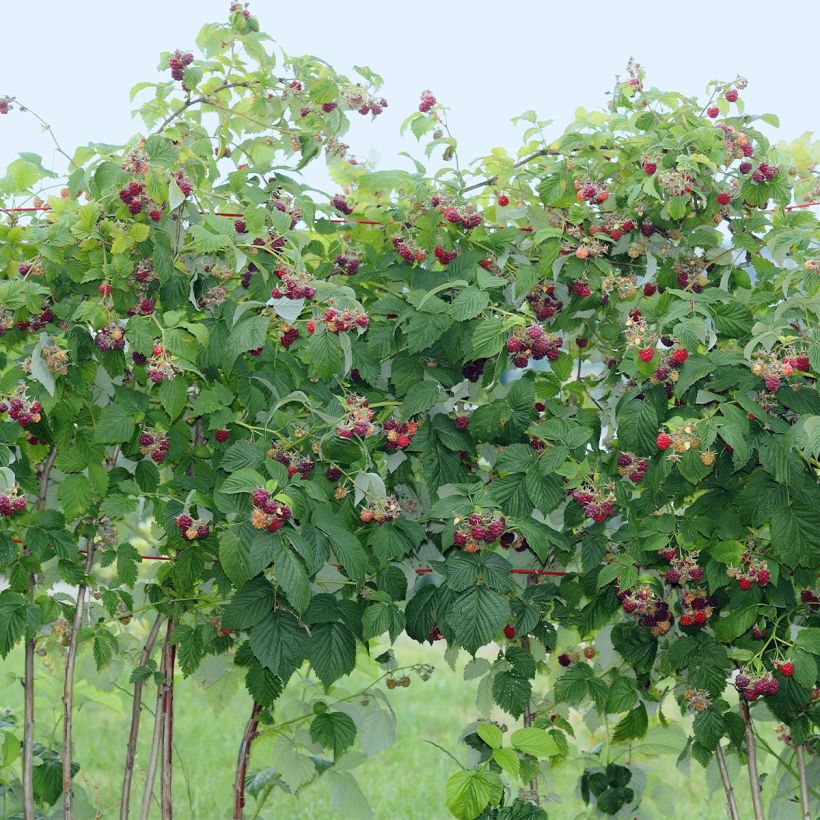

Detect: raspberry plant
0,7,818,819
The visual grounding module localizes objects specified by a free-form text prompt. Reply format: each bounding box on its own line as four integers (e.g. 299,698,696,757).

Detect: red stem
233,702,262,819
160,620,176,819
739,698,765,820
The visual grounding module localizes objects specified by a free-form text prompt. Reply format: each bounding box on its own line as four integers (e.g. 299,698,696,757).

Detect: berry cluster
526,283,563,321
322,305,369,333
735,670,779,701
672,258,710,293
250,488,292,532
461,358,487,382
280,326,300,348
727,554,771,590
0,487,27,517
271,268,317,300
336,395,377,439
333,252,362,276
341,88,387,116
568,280,592,298
656,422,701,455
506,325,563,368
616,453,648,484
750,353,803,392
620,586,674,635
330,194,353,215
418,90,437,113
146,343,182,385
0,386,42,428
574,180,609,204
383,418,418,451
266,443,314,478
139,429,170,463
168,50,194,82
174,514,210,541
441,204,482,230
172,171,192,197
94,324,126,352
118,181,160,217
38,343,70,376
434,245,458,265
659,549,704,585
391,236,427,264
0,303,53,335
682,688,712,712
678,589,717,627
571,483,616,523
751,161,779,184
452,512,506,553
359,496,401,524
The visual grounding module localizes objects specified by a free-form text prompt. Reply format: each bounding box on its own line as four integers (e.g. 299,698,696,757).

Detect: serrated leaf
222,577,275,631
310,711,357,759
450,287,490,321
510,727,559,758
309,621,356,686
250,610,308,681
220,469,266,495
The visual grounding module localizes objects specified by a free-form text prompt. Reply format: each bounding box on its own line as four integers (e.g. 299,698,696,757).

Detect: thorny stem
155,81,256,133
715,744,740,820
795,744,811,820
232,702,262,819
462,147,560,193
120,612,164,820
739,698,765,820
140,626,170,820
61,537,97,818
160,620,176,819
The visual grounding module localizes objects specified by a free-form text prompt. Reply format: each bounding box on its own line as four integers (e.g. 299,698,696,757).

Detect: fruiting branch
155,81,255,134
462,147,559,193
120,612,164,820
714,744,740,820
232,701,262,819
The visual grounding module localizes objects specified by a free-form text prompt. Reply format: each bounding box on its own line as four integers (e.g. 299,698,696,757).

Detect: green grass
0,638,799,819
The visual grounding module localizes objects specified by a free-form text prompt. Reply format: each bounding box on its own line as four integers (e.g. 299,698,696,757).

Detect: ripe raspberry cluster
728,554,770,590
656,421,701,454
506,324,563,368
659,548,704,585
452,512,506,553
271,268,317,300
570,484,616,523
441,204,482,230
383,418,418,451
146,343,182,385
673,258,710,293
336,395,377,439
341,88,387,116
333,252,362,276
127,298,155,317
616,453,648,484
174,514,210,541
0,387,42,428
250,488,292,531
325,465,342,482
619,586,674,635
168,50,194,82
418,90,437,113
434,245,458,265
735,670,779,701
776,660,795,677
750,352,808,392
266,443,314,478
678,589,717,627
139,429,170,462
391,236,427,264
172,170,192,197
526,283,563,321
280,326,300,348
574,180,609,204
118,181,162,218
461,358,487,382
330,194,353,215
503,624,516,640
359,495,401,524
322,305,369,333
751,161,779,185
0,487,27,517
454,415,470,430
568,280,592,298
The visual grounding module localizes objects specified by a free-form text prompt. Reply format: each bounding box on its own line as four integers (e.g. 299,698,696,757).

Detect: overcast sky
1,1,818,193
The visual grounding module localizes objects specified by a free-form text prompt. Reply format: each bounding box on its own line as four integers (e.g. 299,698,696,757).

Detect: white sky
1,0,818,193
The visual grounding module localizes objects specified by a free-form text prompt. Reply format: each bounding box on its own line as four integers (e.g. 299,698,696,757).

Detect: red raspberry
670,348,689,365
306,321,315,334
639,347,655,362
755,569,770,587
215,429,230,443
725,89,738,102
777,661,794,677
175,514,193,530
497,195,509,207
739,161,752,174
738,577,752,591
442,207,461,224
453,531,468,546
251,488,269,508
679,614,694,627
454,416,469,430
98,282,113,297
149,209,162,221
707,106,719,119
693,610,707,626
557,653,571,667
643,283,657,296
656,433,672,450
503,624,516,640
716,191,731,206
234,220,246,233
643,161,657,175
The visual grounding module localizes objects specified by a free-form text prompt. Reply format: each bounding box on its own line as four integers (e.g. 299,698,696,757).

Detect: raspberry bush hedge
0,5,819,818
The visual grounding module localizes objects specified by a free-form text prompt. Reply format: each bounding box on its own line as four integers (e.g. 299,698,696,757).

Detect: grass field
0,636,803,819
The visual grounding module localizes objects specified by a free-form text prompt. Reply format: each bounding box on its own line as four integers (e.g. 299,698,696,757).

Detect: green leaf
450,288,490,321
57,474,93,520
712,302,754,338
447,587,510,655
222,576,274,631
606,676,639,713
492,748,520,780
475,722,503,749
611,703,648,743
693,707,725,751
713,605,757,642
158,378,188,421
0,591,27,658
306,332,344,380
244,663,283,707
313,508,367,585
309,621,356,686
492,671,532,719
221,469,266,495
445,770,501,820
795,627,820,656
510,727,559,758
402,380,440,418
94,403,136,444
310,711,357,759
271,540,311,614
617,398,658,454
471,320,510,359
406,312,453,354
250,610,308,681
